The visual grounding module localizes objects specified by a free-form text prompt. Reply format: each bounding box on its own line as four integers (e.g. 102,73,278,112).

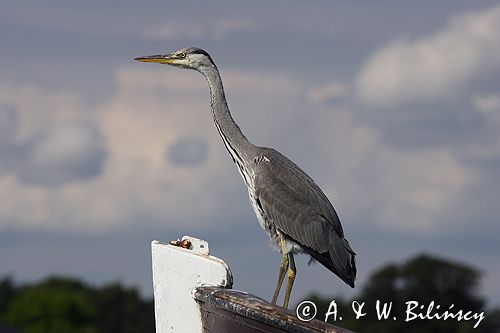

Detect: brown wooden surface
194,287,354,333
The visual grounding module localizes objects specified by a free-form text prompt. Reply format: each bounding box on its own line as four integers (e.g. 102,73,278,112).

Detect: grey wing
253,148,356,287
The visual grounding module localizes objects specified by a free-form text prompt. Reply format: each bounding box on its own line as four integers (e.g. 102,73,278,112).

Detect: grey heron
135,47,356,308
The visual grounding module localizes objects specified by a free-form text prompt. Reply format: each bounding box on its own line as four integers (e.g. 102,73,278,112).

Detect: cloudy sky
1,0,499,308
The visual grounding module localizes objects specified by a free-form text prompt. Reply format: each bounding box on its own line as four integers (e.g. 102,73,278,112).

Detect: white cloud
93,67,302,230
0,65,486,235
0,68,299,232
307,81,348,104
306,108,473,233
0,84,107,187
0,82,91,139
0,104,18,142
24,123,107,186
356,4,500,106
472,93,500,113
168,136,208,166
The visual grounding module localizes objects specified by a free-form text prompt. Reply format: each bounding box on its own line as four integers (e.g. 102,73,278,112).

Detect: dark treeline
301,254,500,333
1,253,499,333
0,277,154,333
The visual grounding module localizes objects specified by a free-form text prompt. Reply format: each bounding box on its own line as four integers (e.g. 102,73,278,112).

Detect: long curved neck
200,65,256,185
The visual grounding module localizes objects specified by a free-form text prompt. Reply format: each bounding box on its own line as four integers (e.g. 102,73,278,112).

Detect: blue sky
1,0,499,308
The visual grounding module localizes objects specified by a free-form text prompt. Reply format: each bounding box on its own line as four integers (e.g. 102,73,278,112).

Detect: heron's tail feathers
303,230,356,288
328,233,356,288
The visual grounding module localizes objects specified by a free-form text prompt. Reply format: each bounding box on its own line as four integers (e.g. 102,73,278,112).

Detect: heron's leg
271,239,289,305
283,253,296,309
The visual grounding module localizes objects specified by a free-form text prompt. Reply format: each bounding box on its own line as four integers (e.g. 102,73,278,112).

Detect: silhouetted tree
93,284,154,333
0,278,16,316
300,254,500,333
1,277,96,333
2,254,498,333
0,277,154,333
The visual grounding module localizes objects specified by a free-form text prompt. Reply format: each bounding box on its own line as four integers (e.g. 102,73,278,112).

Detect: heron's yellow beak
135,53,183,64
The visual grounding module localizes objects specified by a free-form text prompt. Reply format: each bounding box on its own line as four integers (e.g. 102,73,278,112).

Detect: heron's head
135,47,216,71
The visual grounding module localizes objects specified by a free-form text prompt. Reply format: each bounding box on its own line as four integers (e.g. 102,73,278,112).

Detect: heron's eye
177,52,187,59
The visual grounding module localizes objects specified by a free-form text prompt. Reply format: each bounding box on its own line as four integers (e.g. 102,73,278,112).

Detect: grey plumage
135,47,356,307
253,147,356,287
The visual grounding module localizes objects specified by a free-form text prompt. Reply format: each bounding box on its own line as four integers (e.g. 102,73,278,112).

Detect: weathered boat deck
195,287,353,333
